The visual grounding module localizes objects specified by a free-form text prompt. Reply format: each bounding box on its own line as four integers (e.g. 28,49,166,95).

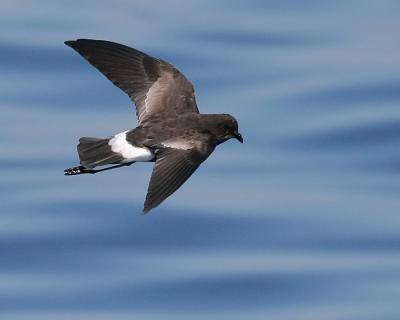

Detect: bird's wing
65,39,199,125
143,138,214,213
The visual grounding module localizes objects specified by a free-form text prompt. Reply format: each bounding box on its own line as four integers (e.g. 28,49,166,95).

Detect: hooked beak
234,133,243,143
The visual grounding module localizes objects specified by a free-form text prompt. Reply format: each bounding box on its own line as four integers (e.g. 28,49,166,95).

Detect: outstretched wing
143,139,214,213
65,39,199,124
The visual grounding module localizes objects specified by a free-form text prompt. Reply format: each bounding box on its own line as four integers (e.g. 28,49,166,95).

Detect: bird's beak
234,133,243,143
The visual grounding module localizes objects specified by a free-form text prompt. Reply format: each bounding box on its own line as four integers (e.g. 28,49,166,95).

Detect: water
1,1,400,319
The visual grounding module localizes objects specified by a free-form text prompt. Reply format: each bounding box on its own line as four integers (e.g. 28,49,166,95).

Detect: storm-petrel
64,39,243,213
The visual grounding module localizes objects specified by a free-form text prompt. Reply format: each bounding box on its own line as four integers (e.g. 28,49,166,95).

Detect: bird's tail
77,137,125,168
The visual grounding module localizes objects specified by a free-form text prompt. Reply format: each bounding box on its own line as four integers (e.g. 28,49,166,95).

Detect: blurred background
1,1,400,319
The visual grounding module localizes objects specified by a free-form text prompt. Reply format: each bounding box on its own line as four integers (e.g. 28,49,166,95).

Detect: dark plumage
64,39,243,213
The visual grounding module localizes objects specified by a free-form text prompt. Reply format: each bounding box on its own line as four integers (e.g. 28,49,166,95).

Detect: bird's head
212,114,243,144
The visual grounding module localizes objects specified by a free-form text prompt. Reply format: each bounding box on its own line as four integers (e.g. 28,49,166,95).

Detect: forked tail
64,137,131,176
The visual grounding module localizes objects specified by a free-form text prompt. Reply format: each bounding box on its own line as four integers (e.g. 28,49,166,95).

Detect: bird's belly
109,131,155,163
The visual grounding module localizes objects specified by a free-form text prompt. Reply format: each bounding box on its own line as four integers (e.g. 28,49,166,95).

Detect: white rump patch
109,131,154,162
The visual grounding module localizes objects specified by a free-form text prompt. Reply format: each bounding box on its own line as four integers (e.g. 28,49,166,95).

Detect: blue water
2,1,400,319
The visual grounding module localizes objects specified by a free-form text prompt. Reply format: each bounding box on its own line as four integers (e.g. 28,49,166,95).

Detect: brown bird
64,39,243,213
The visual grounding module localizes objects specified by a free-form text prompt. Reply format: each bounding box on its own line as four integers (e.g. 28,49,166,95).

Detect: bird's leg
64,162,134,176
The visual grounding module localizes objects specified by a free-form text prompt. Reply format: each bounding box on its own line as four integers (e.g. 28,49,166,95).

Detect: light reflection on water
1,1,400,319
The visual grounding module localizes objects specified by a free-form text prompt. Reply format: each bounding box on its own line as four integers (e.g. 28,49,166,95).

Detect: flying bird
64,39,243,213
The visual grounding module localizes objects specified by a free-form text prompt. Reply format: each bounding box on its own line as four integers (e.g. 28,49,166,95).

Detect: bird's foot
64,166,96,176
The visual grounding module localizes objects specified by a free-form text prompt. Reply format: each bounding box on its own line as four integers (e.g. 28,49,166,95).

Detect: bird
64,39,243,213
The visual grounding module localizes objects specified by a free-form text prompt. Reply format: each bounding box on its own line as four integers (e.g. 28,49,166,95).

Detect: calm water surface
1,1,400,319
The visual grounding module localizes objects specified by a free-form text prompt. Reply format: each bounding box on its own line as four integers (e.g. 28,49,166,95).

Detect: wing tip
142,205,152,214
143,195,160,214
64,40,75,48
64,39,96,48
